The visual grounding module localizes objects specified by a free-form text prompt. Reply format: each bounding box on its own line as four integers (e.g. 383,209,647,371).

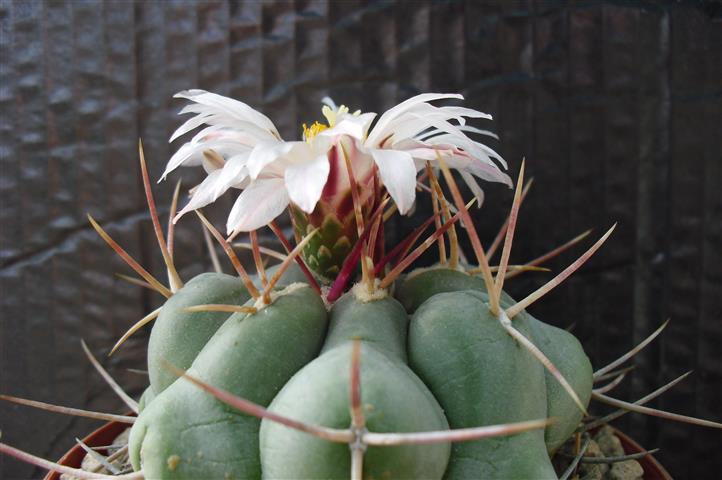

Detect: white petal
174,90,279,136
426,132,508,170
174,169,226,220
319,112,376,140
161,143,200,180
459,170,485,207
366,93,463,146
247,141,297,179
170,114,212,142
437,105,492,121
160,139,250,181
169,91,280,147
321,96,337,110
226,179,290,233
213,153,250,197
371,149,417,214
457,154,513,187
458,125,499,140
284,154,330,213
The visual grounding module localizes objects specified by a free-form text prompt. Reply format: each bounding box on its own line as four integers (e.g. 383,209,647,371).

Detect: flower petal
174,169,226,221
247,141,298,179
319,112,376,140
160,138,251,181
371,149,417,214
321,96,337,110
284,154,330,213
174,89,279,136
226,178,290,233
366,93,463,147
459,170,485,207
213,153,250,196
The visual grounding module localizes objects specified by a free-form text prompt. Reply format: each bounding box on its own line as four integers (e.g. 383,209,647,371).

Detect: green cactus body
395,266,517,313
256,262,311,288
525,315,593,453
409,290,557,479
129,284,328,479
147,273,251,395
395,267,484,313
138,386,156,413
259,288,450,479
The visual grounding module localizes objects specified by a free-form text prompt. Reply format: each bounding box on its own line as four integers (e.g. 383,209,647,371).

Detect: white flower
164,90,510,234
358,93,512,214
166,90,376,234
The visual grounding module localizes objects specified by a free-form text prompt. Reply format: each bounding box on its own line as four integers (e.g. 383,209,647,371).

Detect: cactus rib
163,361,354,444
167,333,550,465
498,310,588,415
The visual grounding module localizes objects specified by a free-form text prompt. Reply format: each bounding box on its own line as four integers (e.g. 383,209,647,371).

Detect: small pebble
579,440,609,480
607,459,644,480
80,452,103,471
595,426,624,457
111,428,130,454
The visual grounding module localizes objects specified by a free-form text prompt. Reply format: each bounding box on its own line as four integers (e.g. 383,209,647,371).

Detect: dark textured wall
1,1,720,478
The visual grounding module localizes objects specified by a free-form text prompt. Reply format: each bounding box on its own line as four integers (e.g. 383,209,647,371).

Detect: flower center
302,121,328,142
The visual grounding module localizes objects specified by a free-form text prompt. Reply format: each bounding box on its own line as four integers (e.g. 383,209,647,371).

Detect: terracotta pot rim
43,420,132,480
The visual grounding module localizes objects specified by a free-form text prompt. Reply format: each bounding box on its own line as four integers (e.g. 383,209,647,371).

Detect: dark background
1,0,720,478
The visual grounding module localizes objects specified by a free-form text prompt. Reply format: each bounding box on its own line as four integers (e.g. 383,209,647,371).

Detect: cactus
2,93,721,480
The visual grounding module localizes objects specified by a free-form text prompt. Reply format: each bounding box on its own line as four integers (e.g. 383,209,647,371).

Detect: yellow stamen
302,121,328,142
